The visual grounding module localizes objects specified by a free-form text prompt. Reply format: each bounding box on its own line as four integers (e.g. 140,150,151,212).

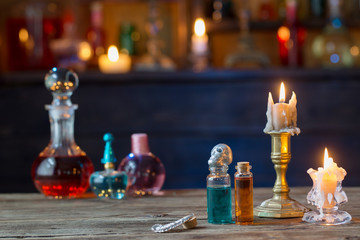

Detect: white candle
191,18,208,55
264,82,299,135
98,45,131,73
307,148,347,211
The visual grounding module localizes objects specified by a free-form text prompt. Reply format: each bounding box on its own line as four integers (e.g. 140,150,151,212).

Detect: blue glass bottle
207,144,233,224
90,133,128,199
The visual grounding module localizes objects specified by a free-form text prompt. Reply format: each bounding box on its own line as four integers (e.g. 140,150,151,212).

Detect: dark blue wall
0,69,359,193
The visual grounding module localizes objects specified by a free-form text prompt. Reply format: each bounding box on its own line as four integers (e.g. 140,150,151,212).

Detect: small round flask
31,68,94,198
118,133,165,196
90,133,128,199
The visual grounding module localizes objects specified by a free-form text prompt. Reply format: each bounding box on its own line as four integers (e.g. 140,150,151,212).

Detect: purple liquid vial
118,133,165,196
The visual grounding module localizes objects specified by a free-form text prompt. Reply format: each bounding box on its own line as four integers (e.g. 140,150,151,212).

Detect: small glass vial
207,144,233,224
234,162,253,225
90,133,128,199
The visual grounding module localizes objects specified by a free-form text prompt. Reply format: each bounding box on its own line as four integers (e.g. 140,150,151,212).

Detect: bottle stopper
44,67,79,107
208,143,232,168
131,133,150,154
101,133,117,169
236,161,252,173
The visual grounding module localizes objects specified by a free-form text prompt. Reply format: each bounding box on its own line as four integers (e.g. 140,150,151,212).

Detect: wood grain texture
0,187,359,239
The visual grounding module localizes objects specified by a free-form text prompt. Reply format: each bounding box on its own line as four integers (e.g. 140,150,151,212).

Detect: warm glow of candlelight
194,18,206,37
108,45,119,62
19,28,29,43
279,82,286,103
324,148,334,169
78,41,92,61
277,26,290,42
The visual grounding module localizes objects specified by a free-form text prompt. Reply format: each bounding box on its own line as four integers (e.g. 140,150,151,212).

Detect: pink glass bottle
31,68,94,198
118,133,165,196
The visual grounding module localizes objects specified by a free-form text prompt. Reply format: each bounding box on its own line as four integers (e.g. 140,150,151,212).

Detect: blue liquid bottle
90,133,128,199
207,144,233,224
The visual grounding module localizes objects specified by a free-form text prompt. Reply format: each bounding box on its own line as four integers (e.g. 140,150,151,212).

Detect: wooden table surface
0,187,359,239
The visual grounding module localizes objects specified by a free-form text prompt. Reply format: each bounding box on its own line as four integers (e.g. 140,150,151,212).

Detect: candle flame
279,82,286,103
194,18,206,37
324,147,333,169
108,45,119,62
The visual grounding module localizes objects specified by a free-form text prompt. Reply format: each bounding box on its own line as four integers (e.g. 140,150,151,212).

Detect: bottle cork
237,161,252,173
131,133,150,154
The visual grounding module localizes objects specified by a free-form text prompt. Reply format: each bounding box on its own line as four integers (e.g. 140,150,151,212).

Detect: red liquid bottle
118,133,165,196
277,0,306,67
31,68,94,198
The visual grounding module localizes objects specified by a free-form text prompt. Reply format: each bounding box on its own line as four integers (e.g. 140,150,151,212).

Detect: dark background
0,69,359,193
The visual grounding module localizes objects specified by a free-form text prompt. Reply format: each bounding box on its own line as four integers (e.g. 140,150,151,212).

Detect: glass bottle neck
285,0,297,24
328,0,341,19
47,105,77,148
209,166,228,175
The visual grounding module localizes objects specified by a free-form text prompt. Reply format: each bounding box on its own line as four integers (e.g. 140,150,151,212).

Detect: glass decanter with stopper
118,133,165,196
31,68,94,198
90,133,128,199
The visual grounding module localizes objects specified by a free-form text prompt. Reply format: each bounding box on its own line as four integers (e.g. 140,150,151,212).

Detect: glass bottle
312,0,355,68
234,162,253,225
277,0,306,67
207,144,233,224
86,1,105,64
225,0,270,68
118,133,165,196
90,133,128,199
310,0,326,18
31,68,94,199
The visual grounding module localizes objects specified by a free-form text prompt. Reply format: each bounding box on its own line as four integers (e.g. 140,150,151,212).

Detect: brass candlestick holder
254,132,309,218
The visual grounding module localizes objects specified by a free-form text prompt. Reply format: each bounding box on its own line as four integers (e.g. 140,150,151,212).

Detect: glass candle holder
302,149,352,225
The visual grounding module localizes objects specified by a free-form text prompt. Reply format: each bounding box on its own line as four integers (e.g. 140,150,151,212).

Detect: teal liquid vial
207,186,232,224
206,144,233,224
90,133,128,199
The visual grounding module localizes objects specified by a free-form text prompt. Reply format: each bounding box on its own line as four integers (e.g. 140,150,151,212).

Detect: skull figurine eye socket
216,148,223,153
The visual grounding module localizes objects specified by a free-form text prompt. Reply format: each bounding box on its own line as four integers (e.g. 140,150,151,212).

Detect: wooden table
0,187,359,239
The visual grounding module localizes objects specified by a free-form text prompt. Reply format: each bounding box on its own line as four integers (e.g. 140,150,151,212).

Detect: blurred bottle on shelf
135,0,175,71
277,0,306,67
49,3,90,71
310,0,326,18
119,23,139,56
225,0,270,68
86,1,105,65
6,0,61,71
312,0,356,68
277,0,287,20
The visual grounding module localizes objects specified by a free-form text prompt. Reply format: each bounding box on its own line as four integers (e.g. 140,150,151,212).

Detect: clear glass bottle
90,133,128,199
118,133,165,196
31,68,94,199
312,0,355,68
207,144,233,224
234,162,253,225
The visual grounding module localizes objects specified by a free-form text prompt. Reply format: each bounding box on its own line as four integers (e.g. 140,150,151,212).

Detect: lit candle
264,82,299,135
191,18,208,55
307,148,347,211
98,45,131,73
